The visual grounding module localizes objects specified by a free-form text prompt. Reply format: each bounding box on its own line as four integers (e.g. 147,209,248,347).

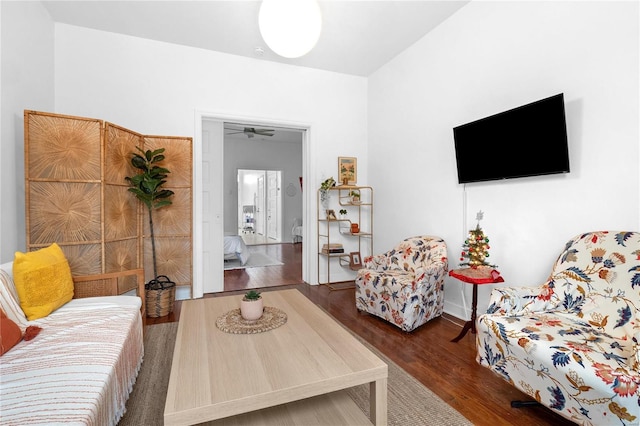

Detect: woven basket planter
145,275,176,318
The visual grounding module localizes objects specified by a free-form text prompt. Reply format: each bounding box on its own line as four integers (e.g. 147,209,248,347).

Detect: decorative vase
240,297,264,321
320,190,330,208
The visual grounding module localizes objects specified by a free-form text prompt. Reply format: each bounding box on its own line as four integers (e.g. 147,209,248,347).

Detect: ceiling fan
225,127,275,138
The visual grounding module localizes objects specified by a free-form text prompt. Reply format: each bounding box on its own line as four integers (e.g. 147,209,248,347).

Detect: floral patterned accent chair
355,235,448,332
477,231,640,425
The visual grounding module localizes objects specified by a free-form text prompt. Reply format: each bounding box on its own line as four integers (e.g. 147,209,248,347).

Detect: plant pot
240,297,264,321
145,275,176,318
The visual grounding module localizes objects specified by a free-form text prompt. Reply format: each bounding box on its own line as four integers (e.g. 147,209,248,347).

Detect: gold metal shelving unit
317,185,373,290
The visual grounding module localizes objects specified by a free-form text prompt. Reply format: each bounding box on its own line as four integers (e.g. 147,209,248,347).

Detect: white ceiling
41,0,470,77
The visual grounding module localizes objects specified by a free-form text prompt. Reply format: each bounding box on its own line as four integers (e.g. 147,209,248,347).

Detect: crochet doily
215,306,287,334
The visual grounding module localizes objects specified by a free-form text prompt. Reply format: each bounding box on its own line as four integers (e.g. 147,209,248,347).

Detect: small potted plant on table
240,290,263,321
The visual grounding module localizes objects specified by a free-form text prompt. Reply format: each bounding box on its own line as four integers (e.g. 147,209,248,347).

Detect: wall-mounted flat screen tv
453,93,570,184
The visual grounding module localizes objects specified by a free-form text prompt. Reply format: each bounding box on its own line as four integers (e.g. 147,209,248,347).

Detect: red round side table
449,267,504,343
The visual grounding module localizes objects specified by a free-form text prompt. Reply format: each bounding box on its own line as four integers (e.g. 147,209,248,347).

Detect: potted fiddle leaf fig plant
240,290,263,321
125,146,176,317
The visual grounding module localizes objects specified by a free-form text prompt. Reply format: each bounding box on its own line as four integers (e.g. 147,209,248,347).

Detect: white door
201,120,224,294
256,174,265,235
267,171,281,241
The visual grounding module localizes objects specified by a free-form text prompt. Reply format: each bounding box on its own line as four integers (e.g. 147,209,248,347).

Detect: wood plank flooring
147,242,573,426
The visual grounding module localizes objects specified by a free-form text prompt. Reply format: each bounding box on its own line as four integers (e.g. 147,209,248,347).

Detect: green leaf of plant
155,189,174,199
154,200,173,209
150,166,170,175
131,155,146,169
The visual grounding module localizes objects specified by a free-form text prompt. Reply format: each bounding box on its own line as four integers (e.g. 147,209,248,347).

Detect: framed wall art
349,251,362,270
338,157,357,185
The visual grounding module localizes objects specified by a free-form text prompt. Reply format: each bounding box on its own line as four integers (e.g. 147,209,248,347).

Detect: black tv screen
453,93,570,184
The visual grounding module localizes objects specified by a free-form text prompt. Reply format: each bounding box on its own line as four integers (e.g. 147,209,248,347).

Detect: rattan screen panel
58,243,102,276
26,112,101,181
105,239,138,271
141,135,192,291
28,181,102,245
142,188,192,236
103,185,138,240
25,111,193,297
143,136,192,186
104,123,142,185
105,239,138,292
143,236,192,288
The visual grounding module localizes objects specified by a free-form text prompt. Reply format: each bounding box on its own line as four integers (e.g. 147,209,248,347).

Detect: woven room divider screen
24,110,193,296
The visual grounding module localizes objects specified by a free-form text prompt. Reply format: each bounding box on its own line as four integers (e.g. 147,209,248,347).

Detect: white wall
55,23,368,286
3,1,638,322
0,1,54,261
368,1,639,319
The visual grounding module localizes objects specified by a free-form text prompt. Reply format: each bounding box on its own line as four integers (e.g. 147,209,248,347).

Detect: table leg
370,378,388,426
451,283,478,342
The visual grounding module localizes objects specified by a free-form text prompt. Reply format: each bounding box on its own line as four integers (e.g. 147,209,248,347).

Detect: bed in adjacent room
224,234,250,266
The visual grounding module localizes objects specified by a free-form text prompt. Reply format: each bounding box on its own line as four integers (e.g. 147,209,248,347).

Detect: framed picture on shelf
349,251,362,270
325,209,337,220
338,157,357,185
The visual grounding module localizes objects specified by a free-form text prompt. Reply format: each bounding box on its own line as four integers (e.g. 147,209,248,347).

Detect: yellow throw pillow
13,243,74,320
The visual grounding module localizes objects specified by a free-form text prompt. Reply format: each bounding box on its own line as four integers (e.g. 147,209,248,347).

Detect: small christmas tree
459,211,497,268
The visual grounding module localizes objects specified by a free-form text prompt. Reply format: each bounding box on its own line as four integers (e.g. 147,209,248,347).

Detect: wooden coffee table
164,289,388,426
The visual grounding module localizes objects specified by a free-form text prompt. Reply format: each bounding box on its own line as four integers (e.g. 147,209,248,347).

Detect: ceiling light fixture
258,0,322,59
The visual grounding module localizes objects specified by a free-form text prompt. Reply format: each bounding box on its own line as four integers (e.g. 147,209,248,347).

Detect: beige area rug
118,322,472,426
223,251,284,270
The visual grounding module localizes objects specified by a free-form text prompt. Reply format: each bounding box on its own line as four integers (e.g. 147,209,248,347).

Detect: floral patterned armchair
477,231,640,425
355,235,448,332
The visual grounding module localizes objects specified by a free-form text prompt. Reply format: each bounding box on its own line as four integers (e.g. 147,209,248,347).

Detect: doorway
237,169,282,244
194,115,309,297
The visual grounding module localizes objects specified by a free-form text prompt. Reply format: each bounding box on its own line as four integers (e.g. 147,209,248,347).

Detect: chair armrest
362,254,388,271
629,310,640,371
72,269,146,318
484,284,559,316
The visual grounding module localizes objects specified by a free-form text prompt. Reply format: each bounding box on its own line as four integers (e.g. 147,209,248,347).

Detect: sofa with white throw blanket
0,243,145,426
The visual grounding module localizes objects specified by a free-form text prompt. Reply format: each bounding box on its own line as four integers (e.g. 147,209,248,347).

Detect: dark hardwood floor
223,242,304,291
147,242,573,426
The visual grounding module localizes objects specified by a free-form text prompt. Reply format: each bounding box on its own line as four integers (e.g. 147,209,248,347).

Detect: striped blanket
0,296,144,426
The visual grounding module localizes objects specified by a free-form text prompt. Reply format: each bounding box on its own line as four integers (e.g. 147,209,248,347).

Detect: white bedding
224,234,249,265
0,296,144,426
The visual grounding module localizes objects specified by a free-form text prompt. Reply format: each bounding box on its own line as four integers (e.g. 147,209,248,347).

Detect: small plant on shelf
349,190,361,203
339,209,347,217
319,176,336,206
